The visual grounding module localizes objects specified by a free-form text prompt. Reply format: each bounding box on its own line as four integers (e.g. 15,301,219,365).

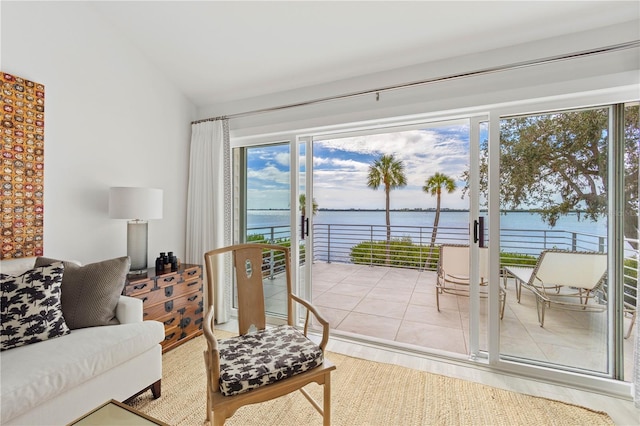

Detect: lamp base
127,220,148,274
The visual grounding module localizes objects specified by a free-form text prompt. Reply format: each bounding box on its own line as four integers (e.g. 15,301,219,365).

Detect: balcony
252,222,637,380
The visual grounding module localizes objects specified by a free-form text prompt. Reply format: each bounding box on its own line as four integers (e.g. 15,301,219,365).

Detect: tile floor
263,261,635,380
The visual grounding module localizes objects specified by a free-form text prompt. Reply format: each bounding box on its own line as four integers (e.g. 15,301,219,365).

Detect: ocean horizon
247,209,609,260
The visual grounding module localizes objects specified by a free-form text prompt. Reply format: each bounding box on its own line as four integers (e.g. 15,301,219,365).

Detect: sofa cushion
217,324,324,396
35,256,130,329
0,320,164,424
0,262,70,351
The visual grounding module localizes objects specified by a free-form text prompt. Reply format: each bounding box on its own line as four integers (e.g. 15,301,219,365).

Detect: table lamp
109,187,163,274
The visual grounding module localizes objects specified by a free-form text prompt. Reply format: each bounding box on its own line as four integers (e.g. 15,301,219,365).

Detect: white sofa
0,258,165,425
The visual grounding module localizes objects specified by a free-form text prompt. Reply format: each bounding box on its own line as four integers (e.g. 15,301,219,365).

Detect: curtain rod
191,40,640,125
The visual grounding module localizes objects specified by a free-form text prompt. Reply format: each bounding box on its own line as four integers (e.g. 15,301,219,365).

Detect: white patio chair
436,244,505,319
502,250,607,327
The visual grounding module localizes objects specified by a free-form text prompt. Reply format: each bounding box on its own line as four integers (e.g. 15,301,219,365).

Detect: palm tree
299,193,318,242
367,154,407,263
423,172,456,251
299,193,318,217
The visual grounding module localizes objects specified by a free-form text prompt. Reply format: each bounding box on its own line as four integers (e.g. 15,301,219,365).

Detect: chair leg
436,288,441,312
625,310,636,339
213,411,226,426
535,296,546,327
323,373,331,426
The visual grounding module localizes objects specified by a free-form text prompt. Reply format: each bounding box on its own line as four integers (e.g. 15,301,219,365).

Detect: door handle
301,216,309,239
473,220,479,243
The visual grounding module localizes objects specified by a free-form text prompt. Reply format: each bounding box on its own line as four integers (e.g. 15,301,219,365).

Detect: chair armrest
116,295,143,324
203,307,221,392
290,294,330,351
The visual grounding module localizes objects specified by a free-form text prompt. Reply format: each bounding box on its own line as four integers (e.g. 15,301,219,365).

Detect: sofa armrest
116,295,143,324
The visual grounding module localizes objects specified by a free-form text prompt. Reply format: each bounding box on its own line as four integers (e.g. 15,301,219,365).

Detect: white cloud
247,125,472,210
275,152,290,166
248,164,289,185
312,128,469,209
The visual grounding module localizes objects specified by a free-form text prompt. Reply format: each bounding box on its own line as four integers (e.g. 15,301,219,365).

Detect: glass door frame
469,115,490,361
231,85,635,398
487,94,633,396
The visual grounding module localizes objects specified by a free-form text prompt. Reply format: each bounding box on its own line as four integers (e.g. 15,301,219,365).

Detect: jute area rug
130,331,614,426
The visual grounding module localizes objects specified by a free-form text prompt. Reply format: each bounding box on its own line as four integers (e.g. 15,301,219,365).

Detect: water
247,209,611,259
248,209,606,235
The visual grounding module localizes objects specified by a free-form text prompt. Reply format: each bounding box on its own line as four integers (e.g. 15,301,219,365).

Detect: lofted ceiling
90,1,640,108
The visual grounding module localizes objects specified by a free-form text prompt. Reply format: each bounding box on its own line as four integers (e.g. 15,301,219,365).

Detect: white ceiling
90,1,640,108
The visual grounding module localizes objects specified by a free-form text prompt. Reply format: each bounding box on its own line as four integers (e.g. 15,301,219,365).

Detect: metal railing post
268,249,275,279
327,224,331,264
369,225,374,266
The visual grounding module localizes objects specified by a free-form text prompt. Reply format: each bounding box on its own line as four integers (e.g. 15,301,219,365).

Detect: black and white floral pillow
0,262,70,351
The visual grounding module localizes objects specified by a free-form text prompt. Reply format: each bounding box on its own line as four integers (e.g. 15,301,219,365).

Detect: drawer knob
133,283,148,291
165,300,174,312
165,286,174,297
164,318,176,326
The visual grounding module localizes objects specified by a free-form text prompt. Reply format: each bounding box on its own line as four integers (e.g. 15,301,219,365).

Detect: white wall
1,2,196,266
197,20,639,138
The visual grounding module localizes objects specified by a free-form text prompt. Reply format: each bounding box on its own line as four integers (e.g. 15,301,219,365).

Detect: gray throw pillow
0,262,70,351
34,256,130,329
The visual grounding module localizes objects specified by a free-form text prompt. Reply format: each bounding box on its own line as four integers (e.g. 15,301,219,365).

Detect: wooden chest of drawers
123,264,203,353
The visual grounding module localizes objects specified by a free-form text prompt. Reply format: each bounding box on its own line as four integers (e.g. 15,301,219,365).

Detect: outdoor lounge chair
436,244,506,319
502,249,607,327
202,243,335,426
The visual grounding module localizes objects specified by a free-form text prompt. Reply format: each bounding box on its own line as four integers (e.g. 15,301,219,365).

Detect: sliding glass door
496,103,638,380
237,141,291,318
231,99,637,385
307,119,496,357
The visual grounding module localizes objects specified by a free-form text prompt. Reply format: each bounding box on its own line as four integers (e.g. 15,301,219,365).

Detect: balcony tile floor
263,261,635,380
249,261,639,424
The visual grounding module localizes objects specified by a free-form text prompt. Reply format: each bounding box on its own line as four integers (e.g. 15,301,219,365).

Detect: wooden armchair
202,243,335,426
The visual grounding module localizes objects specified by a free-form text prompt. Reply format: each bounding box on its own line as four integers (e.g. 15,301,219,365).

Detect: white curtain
186,119,231,324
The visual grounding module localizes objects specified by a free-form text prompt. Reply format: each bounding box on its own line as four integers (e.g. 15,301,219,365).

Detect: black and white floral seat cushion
217,324,324,397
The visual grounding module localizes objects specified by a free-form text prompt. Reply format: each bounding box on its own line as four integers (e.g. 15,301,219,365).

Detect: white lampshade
109,187,163,220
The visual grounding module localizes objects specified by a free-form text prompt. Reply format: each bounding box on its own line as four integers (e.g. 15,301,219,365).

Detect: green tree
423,172,456,249
299,193,318,217
465,105,639,247
367,154,407,262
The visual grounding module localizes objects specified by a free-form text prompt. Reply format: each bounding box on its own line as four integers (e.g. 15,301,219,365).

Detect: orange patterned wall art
0,72,45,260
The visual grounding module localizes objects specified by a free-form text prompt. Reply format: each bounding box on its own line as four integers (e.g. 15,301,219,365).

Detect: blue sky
247,123,483,210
